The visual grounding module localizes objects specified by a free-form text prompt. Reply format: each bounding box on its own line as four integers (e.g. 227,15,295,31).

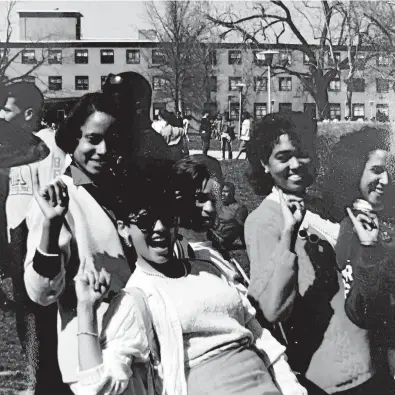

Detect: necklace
141,260,188,279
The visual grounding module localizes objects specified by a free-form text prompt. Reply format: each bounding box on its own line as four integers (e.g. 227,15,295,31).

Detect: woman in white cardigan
74,160,306,395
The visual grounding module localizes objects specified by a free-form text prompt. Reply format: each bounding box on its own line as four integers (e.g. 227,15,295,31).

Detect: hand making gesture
75,258,111,309
278,187,305,232
33,168,69,221
346,207,379,246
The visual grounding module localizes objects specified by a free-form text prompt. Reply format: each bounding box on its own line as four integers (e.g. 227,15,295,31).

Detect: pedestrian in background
236,111,251,160
199,112,211,156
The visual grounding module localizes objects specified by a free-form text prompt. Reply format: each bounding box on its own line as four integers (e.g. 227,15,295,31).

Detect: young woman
324,127,395,378
74,160,307,395
23,92,133,392
245,112,378,394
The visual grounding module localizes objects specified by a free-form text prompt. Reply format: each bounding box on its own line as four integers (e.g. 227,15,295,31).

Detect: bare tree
207,0,395,120
0,1,53,87
144,0,218,114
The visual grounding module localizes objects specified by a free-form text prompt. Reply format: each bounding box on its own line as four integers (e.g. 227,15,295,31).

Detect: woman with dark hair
73,159,307,395
245,112,378,394
324,127,395,378
23,92,132,393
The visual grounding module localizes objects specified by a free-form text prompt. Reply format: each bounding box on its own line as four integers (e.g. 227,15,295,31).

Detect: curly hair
322,126,393,222
55,92,124,154
246,111,317,196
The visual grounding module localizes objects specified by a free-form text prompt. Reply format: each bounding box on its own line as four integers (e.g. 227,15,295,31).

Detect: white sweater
75,260,306,395
24,174,132,384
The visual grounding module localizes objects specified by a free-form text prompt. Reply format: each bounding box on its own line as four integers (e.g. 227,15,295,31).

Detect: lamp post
257,50,279,114
235,83,246,137
227,94,235,120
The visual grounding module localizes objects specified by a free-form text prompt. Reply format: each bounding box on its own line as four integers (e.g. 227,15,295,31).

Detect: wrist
77,301,97,314
43,218,63,232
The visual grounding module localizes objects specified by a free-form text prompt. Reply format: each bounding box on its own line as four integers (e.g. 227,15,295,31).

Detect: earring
124,236,132,247
264,168,269,174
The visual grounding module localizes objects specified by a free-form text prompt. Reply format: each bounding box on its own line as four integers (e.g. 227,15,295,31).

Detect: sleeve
245,206,298,323
241,294,307,395
24,199,71,306
75,293,151,395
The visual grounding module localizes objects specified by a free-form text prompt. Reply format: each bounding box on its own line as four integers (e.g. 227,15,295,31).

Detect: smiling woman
23,92,133,393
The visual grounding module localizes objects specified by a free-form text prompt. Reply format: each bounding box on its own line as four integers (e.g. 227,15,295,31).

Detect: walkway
188,149,246,160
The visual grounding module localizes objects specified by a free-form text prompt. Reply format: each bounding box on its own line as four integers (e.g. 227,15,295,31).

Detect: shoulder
245,199,282,232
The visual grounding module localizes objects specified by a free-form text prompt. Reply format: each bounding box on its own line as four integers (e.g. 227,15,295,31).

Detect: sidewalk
188,149,246,160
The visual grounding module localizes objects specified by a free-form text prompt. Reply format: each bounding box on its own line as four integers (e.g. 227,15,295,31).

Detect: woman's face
263,134,315,194
126,210,178,266
360,149,389,210
73,111,116,177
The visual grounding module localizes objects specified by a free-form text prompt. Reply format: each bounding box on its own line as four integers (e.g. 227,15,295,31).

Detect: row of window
188,101,387,121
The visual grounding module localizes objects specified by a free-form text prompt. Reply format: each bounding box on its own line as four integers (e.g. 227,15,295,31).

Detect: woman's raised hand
75,258,111,308
346,207,379,246
279,188,305,232
33,168,69,221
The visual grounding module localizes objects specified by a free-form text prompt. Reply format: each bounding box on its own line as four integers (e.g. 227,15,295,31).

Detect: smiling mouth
288,174,302,181
150,238,169,249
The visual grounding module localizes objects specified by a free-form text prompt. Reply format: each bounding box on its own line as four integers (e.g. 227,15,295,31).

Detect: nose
380,171,389,186
289,156,300,169
96,139,107,155
152,219,166,232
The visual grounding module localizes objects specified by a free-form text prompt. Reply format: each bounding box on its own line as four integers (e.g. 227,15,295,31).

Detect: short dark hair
55,92,122,154
247,111,317,195
322,126,393,222
223,181,235,195
6,82,43,114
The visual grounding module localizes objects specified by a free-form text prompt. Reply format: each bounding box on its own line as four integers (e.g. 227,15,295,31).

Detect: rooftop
17,10,83,18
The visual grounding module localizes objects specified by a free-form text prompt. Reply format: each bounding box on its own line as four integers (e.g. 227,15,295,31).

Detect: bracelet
77,331,98,337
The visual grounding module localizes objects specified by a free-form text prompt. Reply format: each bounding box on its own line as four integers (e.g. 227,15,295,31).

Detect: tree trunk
345,85,352,120
310,69,330,121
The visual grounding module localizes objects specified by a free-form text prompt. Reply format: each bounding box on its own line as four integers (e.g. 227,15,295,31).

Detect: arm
242,295,306,395
76,293,150,395
246,208,298,323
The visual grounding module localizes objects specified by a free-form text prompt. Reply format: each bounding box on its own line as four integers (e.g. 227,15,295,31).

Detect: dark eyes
371,165,386,175
195,192,215,204
86,135,103,145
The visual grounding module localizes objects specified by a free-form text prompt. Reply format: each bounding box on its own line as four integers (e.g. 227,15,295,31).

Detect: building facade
1,10,393,122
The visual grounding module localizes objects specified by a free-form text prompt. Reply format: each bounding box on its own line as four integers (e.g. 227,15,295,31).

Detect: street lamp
257,50,279,114
236,82,246,137
227,94,235,120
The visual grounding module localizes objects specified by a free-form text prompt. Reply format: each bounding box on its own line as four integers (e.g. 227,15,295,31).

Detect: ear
24,108,34,122
260,159,269,174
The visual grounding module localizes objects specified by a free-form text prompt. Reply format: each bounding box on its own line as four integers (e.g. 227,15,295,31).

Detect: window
329,77,341,92
329,103,341,120
228,77,242,91
75,76,89,90
279,77,292,91
22,50,36,64
48,49,62,64
254,103,267,119
377,104,389,120
329,52,340,66
203,102,217,116
303,53,311,65
152,49,165,65
208,76,217,92
377,54,391,66
355,53,365,70
126,49,140,64
279,103,292,113
101,75,107,87
304,103,317,119
101,49,114,64
352,103,365,119
254,77,267,92
153,102,166,117
279,51,292,66
228,50,242,65
376,78,390,93
229,102,239,120
350,78,365,92
153,76,167,91
253,51,275,66
208,50,217,66
48,76,62,91
56,109,65,121
75,49,88,64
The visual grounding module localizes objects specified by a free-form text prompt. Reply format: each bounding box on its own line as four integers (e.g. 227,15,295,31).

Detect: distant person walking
199,112,211,156
236,111,251,160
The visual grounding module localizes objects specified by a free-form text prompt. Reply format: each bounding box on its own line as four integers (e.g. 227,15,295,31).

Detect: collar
68,162,94,186
266,186,305,206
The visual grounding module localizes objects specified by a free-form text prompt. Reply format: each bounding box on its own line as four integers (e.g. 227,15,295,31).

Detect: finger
53,182,64,207
102,268,111,288
356,213,373,231
92,269,100,292
86,271,96,288
46,185,57,207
